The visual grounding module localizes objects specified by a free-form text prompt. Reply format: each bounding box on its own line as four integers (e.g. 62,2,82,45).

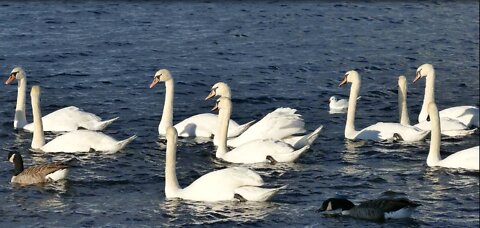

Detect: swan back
227,107,305,147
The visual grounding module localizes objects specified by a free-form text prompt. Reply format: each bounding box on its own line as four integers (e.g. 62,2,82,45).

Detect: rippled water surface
0,1,479,227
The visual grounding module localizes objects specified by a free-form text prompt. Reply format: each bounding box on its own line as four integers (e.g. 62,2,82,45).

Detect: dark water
0,1,479,227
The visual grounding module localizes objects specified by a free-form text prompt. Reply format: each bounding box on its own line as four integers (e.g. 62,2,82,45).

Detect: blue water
0,1,479,227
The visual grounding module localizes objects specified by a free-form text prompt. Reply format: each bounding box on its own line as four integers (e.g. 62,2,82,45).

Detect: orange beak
205,90,216,100
149,77,160,88
413,71,421,83
5,73,16,85
211,102,219,111
339,76,348,87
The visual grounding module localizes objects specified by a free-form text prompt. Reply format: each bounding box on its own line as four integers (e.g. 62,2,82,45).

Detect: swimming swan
149,69,254,138
163,126,284,202
5,67,118,132
30,86,136,154
212,97,316,164
206,82,322,149
413,63,479,128
398,75,475,137
426,102,479,170
339,70,429,142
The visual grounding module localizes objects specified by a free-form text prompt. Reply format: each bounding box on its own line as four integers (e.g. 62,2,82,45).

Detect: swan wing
439,146,480,170
223,139,304,163
355,123,428,142
24,106,107,132
228,108,306,147
180,167,263,201
174,113,244,138
41,130,118,153
439,106,479,127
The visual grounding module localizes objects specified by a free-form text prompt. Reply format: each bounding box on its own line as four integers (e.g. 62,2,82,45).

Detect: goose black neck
13,154,24,176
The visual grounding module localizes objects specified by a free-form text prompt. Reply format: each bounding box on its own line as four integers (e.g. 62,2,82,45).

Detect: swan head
211,97,231,112
30,85,41,98
339,70,360,87
5,66,26,85
149,69,172,88
205,82,231,100
319,198,355,212
413,63,434,83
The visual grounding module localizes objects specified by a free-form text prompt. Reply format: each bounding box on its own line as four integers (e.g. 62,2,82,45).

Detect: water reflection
160,199,277,225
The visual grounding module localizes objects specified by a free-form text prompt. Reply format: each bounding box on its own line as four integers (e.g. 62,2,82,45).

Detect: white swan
30,86,136,154
426,102,479,170
398,75,475,137
164,126,284,202
413,63,479,128
149,69,254,138
5,67,118,132
206,82,322,149
339,70,430,142
212,97,316,164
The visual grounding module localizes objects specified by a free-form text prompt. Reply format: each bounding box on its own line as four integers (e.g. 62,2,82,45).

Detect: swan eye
426,115,430,122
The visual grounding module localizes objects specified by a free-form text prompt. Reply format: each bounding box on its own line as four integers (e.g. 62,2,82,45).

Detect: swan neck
345,80,360,137
427,109,442,166
31,92,45,149
15,77,28,128
419,71,435,122
216,100,231,158
399,81,410,125
165,132,181,197
160,79,174,134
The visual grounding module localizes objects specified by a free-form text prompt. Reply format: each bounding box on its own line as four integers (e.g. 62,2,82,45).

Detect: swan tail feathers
441,128,477,137
292,125,323,148
115,135,137,151
234,185,287,201
230,120,257,137
90,117,119,130
274,145,310,162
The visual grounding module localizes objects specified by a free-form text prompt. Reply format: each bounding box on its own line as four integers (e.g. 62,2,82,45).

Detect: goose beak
413,71,421,83
339,76,348,87
5,73,16,85
205,90,216,100
211,102,219,111
149,77,159,88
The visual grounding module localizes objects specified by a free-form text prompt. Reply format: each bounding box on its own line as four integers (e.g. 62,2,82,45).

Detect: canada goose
8,151,69,185
319,198,421,221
